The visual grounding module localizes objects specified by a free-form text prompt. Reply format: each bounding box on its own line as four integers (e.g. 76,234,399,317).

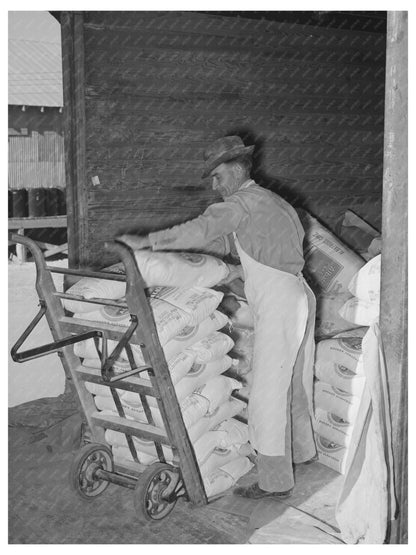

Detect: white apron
234,234,314,456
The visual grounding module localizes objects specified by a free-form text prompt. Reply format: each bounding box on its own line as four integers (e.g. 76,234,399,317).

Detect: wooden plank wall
77,11,386,266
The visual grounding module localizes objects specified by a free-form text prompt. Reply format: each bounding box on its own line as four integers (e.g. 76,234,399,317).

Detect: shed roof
8,38,63,107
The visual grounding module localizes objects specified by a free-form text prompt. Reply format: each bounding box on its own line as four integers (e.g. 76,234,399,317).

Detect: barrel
57,188,67,215
45,188,60,216
8,190,13,217
11,189,28,217
28,188,47,217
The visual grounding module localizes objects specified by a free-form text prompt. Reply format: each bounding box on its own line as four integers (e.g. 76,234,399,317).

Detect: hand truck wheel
133,462,185,522
69,443,113,500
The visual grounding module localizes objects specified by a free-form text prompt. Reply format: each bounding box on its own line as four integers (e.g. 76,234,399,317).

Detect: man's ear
234,163,244,179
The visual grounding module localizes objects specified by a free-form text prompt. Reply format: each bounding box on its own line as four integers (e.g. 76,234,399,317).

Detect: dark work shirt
148,180,305,275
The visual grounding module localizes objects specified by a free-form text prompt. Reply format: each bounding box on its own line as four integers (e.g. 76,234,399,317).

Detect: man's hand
218,263,244,285
116,234,151,250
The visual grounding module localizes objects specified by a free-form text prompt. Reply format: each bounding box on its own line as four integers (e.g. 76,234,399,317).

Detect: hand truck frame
10,233,208,522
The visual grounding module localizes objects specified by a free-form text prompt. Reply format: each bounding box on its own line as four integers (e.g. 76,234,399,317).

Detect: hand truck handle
10,301,102,363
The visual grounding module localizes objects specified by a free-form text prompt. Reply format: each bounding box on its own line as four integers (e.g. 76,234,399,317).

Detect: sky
8,10,60,43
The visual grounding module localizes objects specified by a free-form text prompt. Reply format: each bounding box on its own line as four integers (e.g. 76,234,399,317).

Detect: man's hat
202,135,255,178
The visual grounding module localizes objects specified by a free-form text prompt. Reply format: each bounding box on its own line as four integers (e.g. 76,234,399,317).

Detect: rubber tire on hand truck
69,443,113,500
133,462,184,523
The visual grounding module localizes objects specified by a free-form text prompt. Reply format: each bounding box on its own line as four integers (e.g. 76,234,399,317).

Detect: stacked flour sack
313,254,381,474
339,254,381,329
299,211,367,339
313,327,368,474
63,250,253,498
216,293,255,398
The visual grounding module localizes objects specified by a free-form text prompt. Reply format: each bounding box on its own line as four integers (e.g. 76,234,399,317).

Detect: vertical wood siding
75,12,386,266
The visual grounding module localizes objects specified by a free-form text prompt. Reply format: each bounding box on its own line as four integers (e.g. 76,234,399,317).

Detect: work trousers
257,328,317,493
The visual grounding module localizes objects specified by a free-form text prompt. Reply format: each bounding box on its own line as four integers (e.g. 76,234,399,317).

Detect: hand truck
10,234,208,523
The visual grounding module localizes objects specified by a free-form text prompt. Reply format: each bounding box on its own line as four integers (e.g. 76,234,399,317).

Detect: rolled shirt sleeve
148,199,245,252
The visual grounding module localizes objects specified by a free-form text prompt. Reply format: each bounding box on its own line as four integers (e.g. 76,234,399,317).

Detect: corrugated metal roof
8,39,63,107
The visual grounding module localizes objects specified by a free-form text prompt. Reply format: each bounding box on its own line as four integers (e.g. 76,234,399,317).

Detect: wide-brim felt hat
202,136,255,178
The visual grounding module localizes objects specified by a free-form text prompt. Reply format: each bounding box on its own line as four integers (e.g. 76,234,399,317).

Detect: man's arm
148,199,244,251
199,235,231,257
116,235,151,250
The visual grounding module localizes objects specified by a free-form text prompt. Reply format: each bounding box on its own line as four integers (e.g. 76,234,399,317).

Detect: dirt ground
8,415,343,544
8,418,253,544
8,259,67,407
7,259,251,543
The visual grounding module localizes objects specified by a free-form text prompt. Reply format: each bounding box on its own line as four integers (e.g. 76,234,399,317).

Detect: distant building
8,14,64,192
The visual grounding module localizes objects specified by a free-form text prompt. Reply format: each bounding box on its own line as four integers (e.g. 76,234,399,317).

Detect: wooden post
380,11,408,544
61,12,87,270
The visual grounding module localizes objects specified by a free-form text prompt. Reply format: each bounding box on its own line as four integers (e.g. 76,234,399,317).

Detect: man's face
210,163,241,199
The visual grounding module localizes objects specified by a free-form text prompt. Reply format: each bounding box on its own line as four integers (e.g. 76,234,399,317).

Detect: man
118,135,317,498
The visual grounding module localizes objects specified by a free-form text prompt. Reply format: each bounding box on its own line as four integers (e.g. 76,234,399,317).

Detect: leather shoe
233,482,293,500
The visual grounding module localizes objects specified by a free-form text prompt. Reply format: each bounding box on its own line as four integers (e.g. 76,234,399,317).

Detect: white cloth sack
314,380,363,423
335,324,396,544
301,212,365,297
112,444,160,466
192,376,242,414
63,252,228,313
203,456,254,498
315,334,365,377
121,356,233,406
188,331,235,364
160,310,230,363
82,347,196,386
337,210,381,260
333,327,369,339
105,429,174,462
149,286,223,326
211,418,249,449
314,363,366,397
74,287,223,347
348,255,381,303
94,390,210,430
187,398,246,443
63,262,126,313
192,420,249,467
193,430,229,467
74,308,227,369
314,408,354,447
339,297,380,326
199,445,241,478
133,250,229,288
315,433,348,474
314,292,361,339
299,212,366,338
314,336,367,396
172,356,234,403
106,427,222,466
94,395,164,427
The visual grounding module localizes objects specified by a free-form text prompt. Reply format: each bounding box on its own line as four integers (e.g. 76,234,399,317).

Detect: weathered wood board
61,11,385,267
